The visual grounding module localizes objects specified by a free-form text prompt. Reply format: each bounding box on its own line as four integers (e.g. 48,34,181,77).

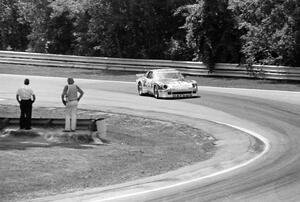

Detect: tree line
1,0,300,70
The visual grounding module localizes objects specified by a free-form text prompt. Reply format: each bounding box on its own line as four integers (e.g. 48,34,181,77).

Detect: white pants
65,100,78,131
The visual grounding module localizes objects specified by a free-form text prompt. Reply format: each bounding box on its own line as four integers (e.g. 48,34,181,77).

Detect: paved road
1,74,300,202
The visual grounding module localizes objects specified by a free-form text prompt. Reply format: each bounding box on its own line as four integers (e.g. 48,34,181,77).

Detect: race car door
145,71,154,93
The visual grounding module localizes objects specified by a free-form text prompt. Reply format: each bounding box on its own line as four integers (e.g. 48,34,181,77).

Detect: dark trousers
19,100,33,129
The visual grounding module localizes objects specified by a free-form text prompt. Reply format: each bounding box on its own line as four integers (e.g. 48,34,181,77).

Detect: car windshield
156,72,184,79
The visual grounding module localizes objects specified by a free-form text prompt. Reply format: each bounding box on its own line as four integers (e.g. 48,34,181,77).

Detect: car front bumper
158,89,198,98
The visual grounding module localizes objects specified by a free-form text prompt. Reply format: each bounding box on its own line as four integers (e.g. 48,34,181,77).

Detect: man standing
16,78,36,130
61,78,84,132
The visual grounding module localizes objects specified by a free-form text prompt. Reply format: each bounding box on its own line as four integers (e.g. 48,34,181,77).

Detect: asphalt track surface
1,74,300,202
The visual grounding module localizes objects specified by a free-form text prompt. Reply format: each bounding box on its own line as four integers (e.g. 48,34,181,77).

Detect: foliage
85,0,192,59
17,0,87,54
0,0,30,51
17,0,51,52
167,37,194,61
46,0,87,54
1,0,300,67
292,1,300,66
230,0,300,66
177,0,241,71
12,0,193,59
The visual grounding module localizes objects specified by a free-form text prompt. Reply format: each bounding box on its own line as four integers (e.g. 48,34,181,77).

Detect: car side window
147,71,153,79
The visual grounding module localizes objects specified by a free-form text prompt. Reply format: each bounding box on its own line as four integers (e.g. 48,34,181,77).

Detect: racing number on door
145,71,153,90
145,79,152,90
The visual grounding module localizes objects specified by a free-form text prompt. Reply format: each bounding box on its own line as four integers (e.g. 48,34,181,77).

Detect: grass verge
0,105,215,202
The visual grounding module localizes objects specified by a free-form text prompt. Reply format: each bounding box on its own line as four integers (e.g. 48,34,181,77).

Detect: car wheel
137,82,144,96
154,85,159,99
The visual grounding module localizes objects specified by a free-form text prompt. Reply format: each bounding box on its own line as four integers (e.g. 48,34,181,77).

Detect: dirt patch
0,105,216,202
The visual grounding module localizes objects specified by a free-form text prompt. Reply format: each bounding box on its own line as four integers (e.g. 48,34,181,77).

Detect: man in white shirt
16,78,36,130
61,78,84,132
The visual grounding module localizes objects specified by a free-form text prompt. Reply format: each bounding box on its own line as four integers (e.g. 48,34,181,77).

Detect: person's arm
30,89,36,103
32,94,36,103
77,86,84,101
16,94,21,104
16,89,21,104
61,85,68,105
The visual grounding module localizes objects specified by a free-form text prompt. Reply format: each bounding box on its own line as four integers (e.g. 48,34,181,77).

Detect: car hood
158,79,194,88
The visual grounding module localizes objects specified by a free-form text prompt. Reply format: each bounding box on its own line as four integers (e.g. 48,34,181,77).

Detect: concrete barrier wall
1,51,299,81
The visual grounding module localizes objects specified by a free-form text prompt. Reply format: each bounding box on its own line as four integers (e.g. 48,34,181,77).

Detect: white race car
136,68,198,99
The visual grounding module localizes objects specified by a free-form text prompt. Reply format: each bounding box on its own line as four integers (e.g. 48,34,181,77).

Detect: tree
46,0,86,54
290,1,300,66
17,0,86,54
0,0,30,51
178,0,241,71
17,0,52,52
86,0,193,59
231,0,300,66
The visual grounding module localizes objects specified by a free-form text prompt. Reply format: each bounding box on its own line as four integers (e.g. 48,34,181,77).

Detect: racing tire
137,82,144,96
154,85,160,99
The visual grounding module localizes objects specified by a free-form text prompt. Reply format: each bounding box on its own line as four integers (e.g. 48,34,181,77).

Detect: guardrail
0,51,300,81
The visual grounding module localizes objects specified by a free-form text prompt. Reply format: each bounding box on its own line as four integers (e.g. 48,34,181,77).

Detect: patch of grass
0,105,215,202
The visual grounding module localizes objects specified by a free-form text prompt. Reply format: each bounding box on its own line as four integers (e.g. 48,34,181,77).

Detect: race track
1,74,300,202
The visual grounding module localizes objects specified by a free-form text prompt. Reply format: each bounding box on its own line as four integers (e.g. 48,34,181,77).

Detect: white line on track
96,121,270,202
